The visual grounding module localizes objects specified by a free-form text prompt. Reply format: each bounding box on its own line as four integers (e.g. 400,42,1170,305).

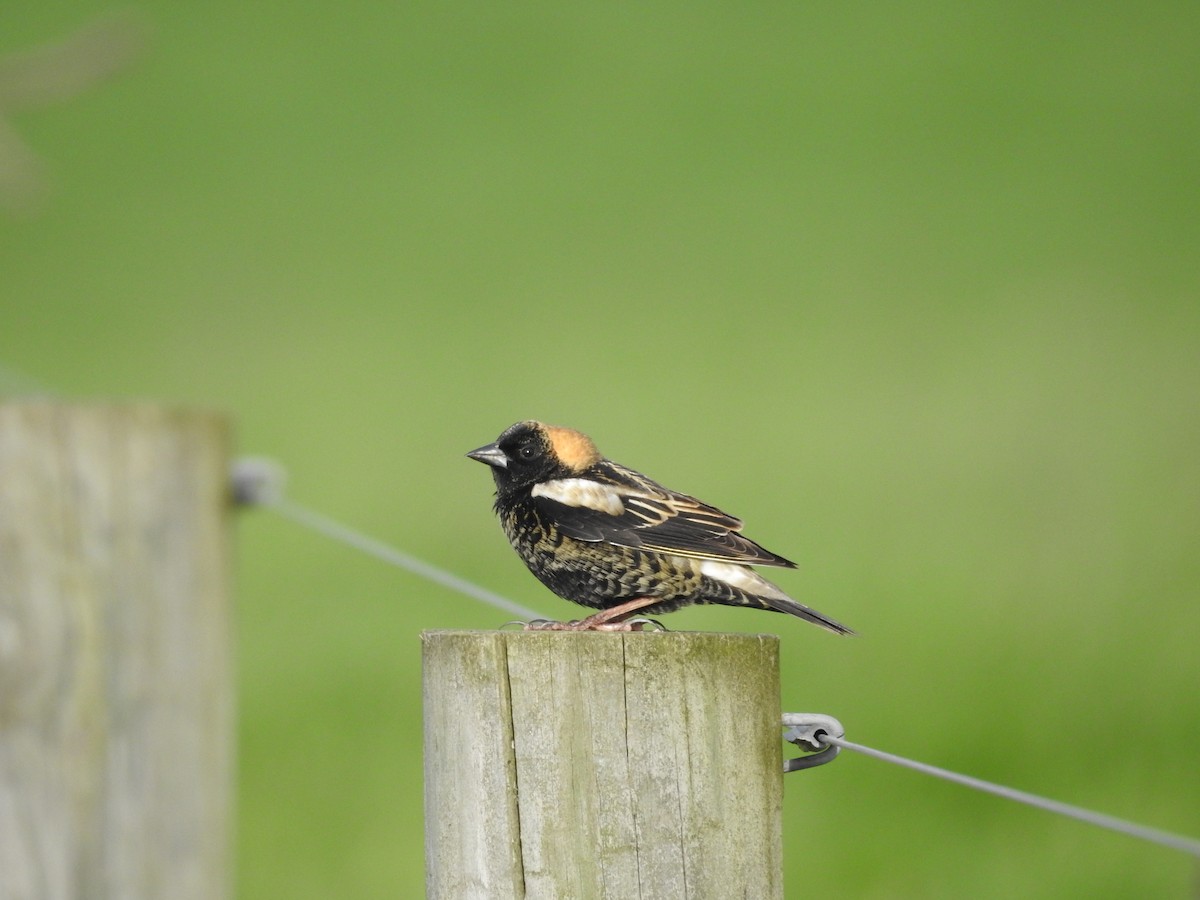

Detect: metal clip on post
782,713,844,773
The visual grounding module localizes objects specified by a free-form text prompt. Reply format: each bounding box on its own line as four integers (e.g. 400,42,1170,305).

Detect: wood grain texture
422,631,525,900
0,403,233,900
423,630,783,900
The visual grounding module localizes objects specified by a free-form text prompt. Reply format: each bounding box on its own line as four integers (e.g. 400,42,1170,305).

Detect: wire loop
782,712,1200,858
783,713,844,773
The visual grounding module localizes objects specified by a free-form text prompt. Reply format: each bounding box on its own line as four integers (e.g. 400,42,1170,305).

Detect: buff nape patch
543,425,602,471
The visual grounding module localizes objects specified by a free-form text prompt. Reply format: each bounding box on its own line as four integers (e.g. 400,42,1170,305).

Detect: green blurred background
3,2,1198,897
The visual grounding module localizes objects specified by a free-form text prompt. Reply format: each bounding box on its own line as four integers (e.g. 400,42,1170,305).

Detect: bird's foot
624,617,669,632
521,617,636,632
521,597,666,632
521,617,663,632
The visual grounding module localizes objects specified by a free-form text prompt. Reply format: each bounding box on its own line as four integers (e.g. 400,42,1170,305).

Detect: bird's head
467,420,601,497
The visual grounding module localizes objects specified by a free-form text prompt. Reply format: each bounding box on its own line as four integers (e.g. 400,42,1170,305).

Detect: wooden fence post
0,403,233,900
423,630,783,899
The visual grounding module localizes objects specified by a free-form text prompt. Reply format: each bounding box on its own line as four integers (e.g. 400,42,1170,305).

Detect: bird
466,420,853,634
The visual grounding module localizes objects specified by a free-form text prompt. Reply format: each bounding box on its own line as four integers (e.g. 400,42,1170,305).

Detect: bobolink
467,420,853,634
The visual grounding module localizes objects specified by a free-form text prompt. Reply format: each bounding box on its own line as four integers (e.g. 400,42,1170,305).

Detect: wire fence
230,456,1200,861
231,457,547,622
1,385,1195,864
780,715,1200,858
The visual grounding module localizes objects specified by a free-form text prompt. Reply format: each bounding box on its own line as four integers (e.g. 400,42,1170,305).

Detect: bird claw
625,617,669,632
521,618,603,632
518,616,667,632
515,598,667,632
519,618,566,631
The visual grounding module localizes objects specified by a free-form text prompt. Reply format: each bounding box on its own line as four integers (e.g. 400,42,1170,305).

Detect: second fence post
423,630,784,899
0,402,233,900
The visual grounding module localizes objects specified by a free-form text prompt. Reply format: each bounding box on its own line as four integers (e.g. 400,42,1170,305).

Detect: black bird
467,420,853,633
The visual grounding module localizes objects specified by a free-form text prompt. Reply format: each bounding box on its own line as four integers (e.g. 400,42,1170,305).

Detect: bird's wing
530,463,796,568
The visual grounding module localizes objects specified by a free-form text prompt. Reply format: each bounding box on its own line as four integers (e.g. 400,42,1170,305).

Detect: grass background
3,2,1198,897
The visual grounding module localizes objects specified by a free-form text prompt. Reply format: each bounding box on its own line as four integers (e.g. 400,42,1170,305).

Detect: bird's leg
577,596,662,630
523,596,662,632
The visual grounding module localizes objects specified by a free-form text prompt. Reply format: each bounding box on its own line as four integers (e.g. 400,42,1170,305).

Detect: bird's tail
698,560,856,635
755,592,856,636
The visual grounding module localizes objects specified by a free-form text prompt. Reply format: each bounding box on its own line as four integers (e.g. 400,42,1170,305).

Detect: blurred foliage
2,2,1198,897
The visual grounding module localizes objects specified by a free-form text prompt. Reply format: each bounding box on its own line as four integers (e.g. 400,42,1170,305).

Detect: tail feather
698,559,855,635
755,592,856,636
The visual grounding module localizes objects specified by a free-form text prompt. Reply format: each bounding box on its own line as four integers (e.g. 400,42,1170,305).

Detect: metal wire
231,457,546,622
233,453,1200,860
818,732,1200,859
269,498,547,622
7,367,1196,865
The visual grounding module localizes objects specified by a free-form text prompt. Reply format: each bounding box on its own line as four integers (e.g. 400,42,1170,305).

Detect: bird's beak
466,442,508,469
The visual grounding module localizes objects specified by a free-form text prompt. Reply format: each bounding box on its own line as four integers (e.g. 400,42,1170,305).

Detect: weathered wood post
0,403,233,900
423,630,783,899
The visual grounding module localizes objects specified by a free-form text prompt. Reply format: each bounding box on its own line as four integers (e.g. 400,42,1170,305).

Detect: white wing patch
532,478,625,516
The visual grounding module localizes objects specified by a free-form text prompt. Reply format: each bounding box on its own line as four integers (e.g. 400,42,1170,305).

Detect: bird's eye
518,443,539,461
